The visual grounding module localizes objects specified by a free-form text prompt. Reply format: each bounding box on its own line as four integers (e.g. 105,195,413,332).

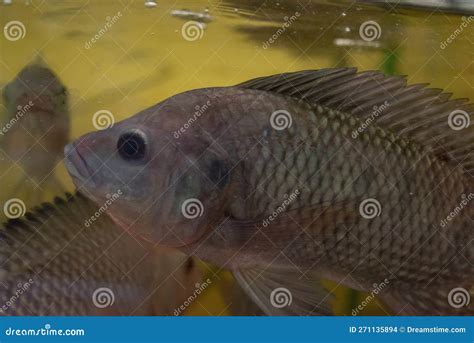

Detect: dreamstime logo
270,110,292,130
440,193,473,228
0,101,34,136
440,16,474,50
181,21,205,41
262,189,300,228
3,21,26,41
352,101,389,138
84,190,122,227
359,198,381,219
448,109,470,131
174,100,212,139
3,198,26,219
84,11,123,49
448,287,470,309
92,287,115,308
181,198,204,219
270,287,292,308
174,278,212,316
92,109,115,130
359,20,381,42
352,278,390,315
0,279,34,314
262,11,301,49
4,323,84,336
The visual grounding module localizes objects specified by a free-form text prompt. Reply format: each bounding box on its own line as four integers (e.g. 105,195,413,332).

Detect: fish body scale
219,90,471,288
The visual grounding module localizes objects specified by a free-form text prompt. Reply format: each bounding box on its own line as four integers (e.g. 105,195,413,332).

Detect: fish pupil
117,131,146,160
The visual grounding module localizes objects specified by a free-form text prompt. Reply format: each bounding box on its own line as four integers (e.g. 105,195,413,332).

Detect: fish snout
64,141,95,185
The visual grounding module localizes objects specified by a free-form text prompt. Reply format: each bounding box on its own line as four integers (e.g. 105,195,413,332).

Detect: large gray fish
0,60,69,206
64,68,474,315
0,192,201,315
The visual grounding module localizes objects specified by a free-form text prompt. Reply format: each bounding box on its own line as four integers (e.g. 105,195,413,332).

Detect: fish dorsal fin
233,266,333,316
0,192,89,249
236,68,474,175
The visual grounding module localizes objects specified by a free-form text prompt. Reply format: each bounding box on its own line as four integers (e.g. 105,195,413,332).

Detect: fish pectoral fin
233,266,333,316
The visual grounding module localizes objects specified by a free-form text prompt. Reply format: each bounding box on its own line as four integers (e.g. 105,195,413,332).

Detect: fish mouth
64,142,94,184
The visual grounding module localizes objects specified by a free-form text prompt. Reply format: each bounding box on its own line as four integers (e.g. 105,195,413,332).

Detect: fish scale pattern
216,88,472,298
0,193,198,315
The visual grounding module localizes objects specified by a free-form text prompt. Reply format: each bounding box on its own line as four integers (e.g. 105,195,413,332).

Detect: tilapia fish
0,60,69,203
64,68,474,315
0,192,201,315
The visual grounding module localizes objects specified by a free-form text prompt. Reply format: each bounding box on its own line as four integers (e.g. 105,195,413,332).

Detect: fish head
3,63,69,135
4,63,68,113
65,92,233,248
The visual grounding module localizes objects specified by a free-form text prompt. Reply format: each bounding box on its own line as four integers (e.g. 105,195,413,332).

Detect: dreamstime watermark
92,287,115,308
92,109,115,130
270,109,293,130
3,198,26,219
5,324,85,337
359,20,381,42
270,287,292,308
3,20,26,41
440,193,473,228
351,101,389,138
84,11,123,49
174,100,212,138
352,278,390,315
181,198,204,219
448,287,470,309
448,109,470,131
359,198,381,219
0,101,34,136
181,21,205,41
174,278,212,315
0,279,34,314
262,12,301,49
84,190,122,227
262,189,300,228
440,16,474,50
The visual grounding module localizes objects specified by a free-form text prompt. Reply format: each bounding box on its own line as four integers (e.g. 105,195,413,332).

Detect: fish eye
117,130,147,161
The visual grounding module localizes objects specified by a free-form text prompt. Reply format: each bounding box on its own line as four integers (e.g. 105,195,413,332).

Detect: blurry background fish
0,192,202,315
0,191,264,315
0,58,69,210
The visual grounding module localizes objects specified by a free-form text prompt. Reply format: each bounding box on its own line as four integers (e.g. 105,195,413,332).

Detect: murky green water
0,0,472,315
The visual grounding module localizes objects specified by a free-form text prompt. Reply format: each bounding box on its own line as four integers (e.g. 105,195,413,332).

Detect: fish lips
64,142,96,188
